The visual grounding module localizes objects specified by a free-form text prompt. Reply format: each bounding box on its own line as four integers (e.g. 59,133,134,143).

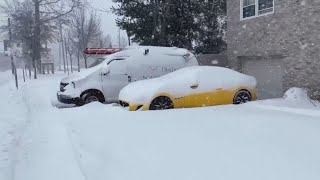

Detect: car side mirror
101,67,110,76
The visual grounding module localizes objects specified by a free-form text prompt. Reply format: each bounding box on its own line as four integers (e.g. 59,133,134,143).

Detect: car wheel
80,92,103,106
233,90,252,104
149,96,174,110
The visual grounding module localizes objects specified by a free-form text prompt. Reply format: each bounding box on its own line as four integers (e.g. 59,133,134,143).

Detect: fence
196,54,228,67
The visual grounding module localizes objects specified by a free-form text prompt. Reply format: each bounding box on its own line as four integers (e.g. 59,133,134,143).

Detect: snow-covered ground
1,70,320,180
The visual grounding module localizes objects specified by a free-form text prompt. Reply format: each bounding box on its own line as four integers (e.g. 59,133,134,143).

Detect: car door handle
190,84,198,89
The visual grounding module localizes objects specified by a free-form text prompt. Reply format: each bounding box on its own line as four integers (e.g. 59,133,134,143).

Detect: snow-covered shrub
283,87,309,101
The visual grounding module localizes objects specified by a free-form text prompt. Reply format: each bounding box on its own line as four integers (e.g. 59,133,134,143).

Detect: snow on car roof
119,66,257,104
158,66,243,80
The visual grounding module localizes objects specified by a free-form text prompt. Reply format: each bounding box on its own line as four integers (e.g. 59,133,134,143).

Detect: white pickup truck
57,46,199,106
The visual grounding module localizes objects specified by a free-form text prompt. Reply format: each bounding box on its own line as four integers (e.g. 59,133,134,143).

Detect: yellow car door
183,73,228,108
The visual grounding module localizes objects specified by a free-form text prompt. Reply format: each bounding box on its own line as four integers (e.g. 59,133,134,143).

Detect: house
227,0,320,100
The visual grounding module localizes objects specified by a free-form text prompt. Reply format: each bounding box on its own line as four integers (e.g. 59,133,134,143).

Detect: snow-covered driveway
1,71,320,180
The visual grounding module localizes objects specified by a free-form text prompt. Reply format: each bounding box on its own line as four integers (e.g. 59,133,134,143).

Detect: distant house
227,0,320,100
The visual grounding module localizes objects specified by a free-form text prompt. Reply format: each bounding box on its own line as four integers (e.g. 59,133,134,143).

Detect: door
183,72,226,107
102,59,131,102
242,59,283,99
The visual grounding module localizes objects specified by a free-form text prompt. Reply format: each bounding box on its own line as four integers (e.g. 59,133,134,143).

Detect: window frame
240,0,275,21
107,58,128,75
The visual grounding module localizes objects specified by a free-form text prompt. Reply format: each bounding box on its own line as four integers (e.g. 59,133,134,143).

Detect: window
258,0,274,15
243,0,256,18
108,59,127,74
241,0,274,20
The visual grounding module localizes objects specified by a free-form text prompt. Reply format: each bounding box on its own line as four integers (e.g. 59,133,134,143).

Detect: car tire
79,92,104,106
233,90,252,104
149,96,174,110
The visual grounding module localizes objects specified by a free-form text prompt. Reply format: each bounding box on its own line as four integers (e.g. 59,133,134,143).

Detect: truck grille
60,83,69,92
119,100,129,107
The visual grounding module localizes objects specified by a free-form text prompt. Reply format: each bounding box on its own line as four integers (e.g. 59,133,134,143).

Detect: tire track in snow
10,77,87,180
0,83,31,180
64,124,89,180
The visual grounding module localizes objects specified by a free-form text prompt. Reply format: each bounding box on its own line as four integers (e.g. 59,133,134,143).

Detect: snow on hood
119,78,166,104
61,65,103,83
60,50,130,83
118,67,201,104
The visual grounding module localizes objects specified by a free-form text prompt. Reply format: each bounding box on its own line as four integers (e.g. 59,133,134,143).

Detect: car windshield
1,0,320,180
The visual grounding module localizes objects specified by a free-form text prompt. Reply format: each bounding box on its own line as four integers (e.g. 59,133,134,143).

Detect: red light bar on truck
83,48,122,55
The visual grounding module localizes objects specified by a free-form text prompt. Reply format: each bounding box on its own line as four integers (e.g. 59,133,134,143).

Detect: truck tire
79,91,104,106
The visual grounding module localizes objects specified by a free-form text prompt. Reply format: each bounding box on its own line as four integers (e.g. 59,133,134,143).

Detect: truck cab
57,46,199,106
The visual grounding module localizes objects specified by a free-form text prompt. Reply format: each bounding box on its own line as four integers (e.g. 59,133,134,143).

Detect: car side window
108,59,127,74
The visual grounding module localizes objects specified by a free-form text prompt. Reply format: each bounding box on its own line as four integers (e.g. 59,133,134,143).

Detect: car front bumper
119,100,148,111
57,92,80,105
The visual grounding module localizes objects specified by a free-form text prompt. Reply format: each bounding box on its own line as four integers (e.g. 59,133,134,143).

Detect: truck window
108,59,127,74
88,58,105,68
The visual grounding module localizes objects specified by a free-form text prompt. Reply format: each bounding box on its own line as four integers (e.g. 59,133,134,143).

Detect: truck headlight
72,82,76,88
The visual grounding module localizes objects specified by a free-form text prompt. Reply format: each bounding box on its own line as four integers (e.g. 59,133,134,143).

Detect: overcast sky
88,0,128,46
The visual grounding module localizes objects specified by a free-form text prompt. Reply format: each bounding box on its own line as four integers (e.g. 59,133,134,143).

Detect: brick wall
227,0,320,99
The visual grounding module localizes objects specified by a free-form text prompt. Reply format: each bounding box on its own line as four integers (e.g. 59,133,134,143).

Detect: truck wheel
80,92,104,106
149,96,174,110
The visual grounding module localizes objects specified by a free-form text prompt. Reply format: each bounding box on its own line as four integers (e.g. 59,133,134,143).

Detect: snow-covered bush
283,87,309,101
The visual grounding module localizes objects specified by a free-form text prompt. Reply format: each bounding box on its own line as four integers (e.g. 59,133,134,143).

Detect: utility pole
128,34,131,46
8,18,18,89
118,28,121,48
64,37,69,76
34,0,41,79
77,42,80,72
58,38,62,71
8,18,14,75
60,24,66,73
67,38,73,73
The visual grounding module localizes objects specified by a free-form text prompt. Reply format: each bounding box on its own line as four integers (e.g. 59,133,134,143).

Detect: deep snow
0,70,320,180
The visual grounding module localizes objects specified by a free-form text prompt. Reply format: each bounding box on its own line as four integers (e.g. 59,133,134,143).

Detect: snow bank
283,87,309,101
66,103,320,180
2,72,320,180
254,87,320,110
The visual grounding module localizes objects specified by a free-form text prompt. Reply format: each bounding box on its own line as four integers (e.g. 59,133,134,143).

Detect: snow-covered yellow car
119,66,257,111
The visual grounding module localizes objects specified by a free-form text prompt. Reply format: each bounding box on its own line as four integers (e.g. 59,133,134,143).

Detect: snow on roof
124,46,191,56
61,46,192,83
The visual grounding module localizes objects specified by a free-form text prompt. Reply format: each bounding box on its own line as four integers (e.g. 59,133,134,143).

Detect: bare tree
68,7,102,69
32,0,82,78
1,0,83,79
65,35,75,73
98,34,113,48
0,0,34,73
